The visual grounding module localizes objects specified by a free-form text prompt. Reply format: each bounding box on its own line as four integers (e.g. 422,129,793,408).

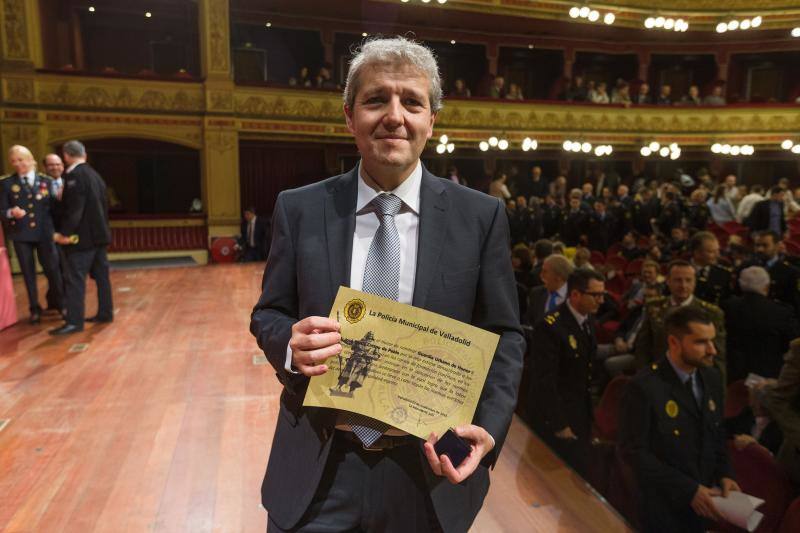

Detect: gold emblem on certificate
666,400,679,418
344,298,366,324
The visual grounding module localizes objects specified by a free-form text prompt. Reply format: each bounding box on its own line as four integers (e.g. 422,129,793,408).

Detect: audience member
746,186,786,234
690,232,732,306
489,75,505,98
633,83,650,105
451,78,471,97
611,83,632,106
763,339,800,485
489,172,511,200
527,253,573,327
505,83,524,100
237,206,270,262
706,185,737,225
736,184,764,223
680,85,702,106
748,230,800,313
563,75,588,102
655,85,672,105
590,82,610,104
703,85,726,106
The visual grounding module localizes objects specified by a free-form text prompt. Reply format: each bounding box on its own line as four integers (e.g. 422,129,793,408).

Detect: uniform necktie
546,291,559,313
685,374,700,408
345,193,402,447
582,320,592,341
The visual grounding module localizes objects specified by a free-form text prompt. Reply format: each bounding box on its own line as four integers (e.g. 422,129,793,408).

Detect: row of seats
108,226,208,253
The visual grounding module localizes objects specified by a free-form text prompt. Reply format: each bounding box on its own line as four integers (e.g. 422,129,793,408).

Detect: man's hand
733,434,757,451
720,477,741,498
613,337,629,354
690,485,724,522
9,206,26,219
53,233,70,245
289,316,341,377
423,425,494,484
555,426,578,440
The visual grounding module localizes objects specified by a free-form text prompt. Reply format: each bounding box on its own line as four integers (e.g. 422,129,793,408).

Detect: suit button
29,213,35,218
28,204,33,209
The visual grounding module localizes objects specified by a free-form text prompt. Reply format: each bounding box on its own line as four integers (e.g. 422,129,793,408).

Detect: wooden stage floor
0,263,630,532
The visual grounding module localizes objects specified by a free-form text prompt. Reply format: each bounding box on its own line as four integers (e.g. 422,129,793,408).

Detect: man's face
572,279,605,315
617,185,628,197
582,183,593,195
344,63,434,173
754,235,777,258
44,155,64,178
667,266,696,301
689,86,699,97
672,322,717,369
671,228,685,242
531,166,541,180
9,151,33,175
642,265,658,284
243,210,254,222
540,261,564,292
661,85,671,96
639,84,649,94
694,238,719,266
594,202,605,214
494,77,504,88
569,197,581,210
725,174,736,187
516,196,526,208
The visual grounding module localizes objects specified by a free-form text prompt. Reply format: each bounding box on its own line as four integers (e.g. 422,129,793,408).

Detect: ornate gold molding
2,0,29,60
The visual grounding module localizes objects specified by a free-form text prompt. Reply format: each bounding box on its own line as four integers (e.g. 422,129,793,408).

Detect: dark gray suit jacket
250,165,525,532
526,285,550,328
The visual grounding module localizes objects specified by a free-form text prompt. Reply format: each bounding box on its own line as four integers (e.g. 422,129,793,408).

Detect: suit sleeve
59,174,87,235
250,193,306,395
472,198,526,467
529,324,567,431
619,380,699,509
763,354,800,448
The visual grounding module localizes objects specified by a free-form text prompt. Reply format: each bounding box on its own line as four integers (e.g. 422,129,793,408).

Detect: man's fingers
453,425,481,442
294,331,341,351
439,454,463,483
306,343,343,365
423,441,443,476
300,364,328,377
295,316,340,334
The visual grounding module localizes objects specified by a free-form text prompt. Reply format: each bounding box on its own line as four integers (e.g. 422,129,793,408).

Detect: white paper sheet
711,491,765,532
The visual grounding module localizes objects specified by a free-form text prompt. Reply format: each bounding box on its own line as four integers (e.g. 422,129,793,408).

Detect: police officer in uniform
635,260,726,382
690,231,732,306
0,145,63,323
529,268,604,477
620,305,739,533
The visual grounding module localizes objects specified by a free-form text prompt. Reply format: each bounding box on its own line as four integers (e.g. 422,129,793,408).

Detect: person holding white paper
620,305,740,532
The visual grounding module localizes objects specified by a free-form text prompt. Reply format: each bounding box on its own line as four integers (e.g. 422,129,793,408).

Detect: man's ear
426,112,436,141
344,104,355,134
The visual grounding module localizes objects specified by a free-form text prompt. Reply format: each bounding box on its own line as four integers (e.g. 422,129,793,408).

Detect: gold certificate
303,286,500,439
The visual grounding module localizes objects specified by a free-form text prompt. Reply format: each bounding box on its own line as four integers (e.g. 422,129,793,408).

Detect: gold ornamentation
206,130,236,153
3,0,29,60
666,400,679,418
344,299,366,324
37,78,204,112
5,78,34,102
207,0,230,72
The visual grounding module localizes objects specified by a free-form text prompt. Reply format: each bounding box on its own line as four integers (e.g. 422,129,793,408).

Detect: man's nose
383,97,404,127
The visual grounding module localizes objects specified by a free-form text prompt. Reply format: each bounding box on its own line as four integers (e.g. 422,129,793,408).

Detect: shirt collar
66,160,85,174
356,160,422,215
566,301,588,326
556,283,567,299
19,169,36,182
666,352,695,382
671,294,693,307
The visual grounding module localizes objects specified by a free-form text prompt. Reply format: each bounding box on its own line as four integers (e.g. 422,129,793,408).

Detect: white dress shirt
284,161,422,372
543,283,568,315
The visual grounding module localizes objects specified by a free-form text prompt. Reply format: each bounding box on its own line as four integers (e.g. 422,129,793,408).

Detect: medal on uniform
35,194,42,200
708,399,716,412
665,400,679,418
11,184,20,192
568,334,577,349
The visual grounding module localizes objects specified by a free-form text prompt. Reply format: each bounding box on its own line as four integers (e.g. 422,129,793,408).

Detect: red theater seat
779,497,800,533
593,375,631,442
725,380,749,419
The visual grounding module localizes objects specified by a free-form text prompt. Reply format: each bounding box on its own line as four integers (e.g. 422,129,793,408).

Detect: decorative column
637,50,650,82
0,0,43,71
198,0,240,237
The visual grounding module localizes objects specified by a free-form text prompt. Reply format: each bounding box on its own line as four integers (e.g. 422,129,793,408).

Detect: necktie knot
372,193,402,218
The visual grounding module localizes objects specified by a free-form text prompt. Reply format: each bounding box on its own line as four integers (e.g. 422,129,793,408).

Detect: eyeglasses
580,290,606,299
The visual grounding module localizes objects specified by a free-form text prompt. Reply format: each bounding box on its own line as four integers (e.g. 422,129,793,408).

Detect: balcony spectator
489,172,512,200
703,85,726,106
562,75,588,102
505,82,524,100
707,185,737,225
611,82,632,106
680,85,702,106
451,78,471,97
289,66,312,88
655,84,672,105
633,82,650,104
590,82,610,104
315,64,336,89
489,75,505,98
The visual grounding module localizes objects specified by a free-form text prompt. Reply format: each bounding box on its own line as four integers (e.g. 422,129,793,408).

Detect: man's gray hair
544,254,574,281
739,266,770,294
63,140,86,158
343,36,443,113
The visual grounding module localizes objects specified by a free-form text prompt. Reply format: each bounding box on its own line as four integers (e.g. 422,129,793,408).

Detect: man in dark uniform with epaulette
529,268,605,477
690,231,733,306
559,193,589,246
620,305,739,533
0,145,63,323
746,230,800,314
635,260,727,382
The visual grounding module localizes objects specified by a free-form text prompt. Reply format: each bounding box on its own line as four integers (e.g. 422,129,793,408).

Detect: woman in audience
505,83,524,100
451,78,471,97
707,184,737,224
611,83,632,106
489,172,511,200
590,82,610,104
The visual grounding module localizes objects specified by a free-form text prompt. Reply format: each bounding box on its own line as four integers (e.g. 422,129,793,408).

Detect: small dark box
433,429,471,468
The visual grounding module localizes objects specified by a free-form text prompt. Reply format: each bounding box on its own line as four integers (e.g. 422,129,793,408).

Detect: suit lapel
659,362,701,419
412,168,449,308
324,167,358,304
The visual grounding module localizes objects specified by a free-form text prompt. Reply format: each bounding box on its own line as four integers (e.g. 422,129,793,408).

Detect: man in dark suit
764,339,800,485
747,230,800,313
237,206,270,262
746,186,786,235
50,140,113,335
250,37,525,533
690,231,732,306
43,153,66,312
526,253,573,328
528,268,604,477
559,192,589,246
723,266,800,381
0,145,63,323
586,199,615,251
620,305,739,533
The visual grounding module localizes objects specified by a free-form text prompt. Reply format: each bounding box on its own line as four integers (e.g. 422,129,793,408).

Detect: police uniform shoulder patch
544,312,558,325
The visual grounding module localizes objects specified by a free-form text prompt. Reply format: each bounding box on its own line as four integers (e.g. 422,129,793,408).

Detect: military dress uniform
634,296,727,382
694,263,733,306
528,302,596,476
620,359,733,533
0,172,63,319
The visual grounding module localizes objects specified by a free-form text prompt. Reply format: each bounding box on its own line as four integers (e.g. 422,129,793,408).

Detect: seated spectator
703,85,726,106
611,82,632,106
624,259,663,309
680,85,702,106
707,185,737,225
645,243,663,264
601,283,663,376
633,82,650,104
590,82,610,104
451,78,471,97
549,175,568,200
562,75,588,102
489,75,505,98
315,64,336,89
505,82,524,100
289,66,312,87
512,243,535,288
489,172,511,200
722,235,749,269
237,206,270,262
736,184,764,223
619,232,644,262
655,84,672,105
573,246,594,270
723,266,800,381
763,339,800,485
724,379,783,454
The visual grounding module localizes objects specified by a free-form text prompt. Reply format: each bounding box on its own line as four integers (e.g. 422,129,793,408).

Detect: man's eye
364,97,384,104
404,98,422,106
